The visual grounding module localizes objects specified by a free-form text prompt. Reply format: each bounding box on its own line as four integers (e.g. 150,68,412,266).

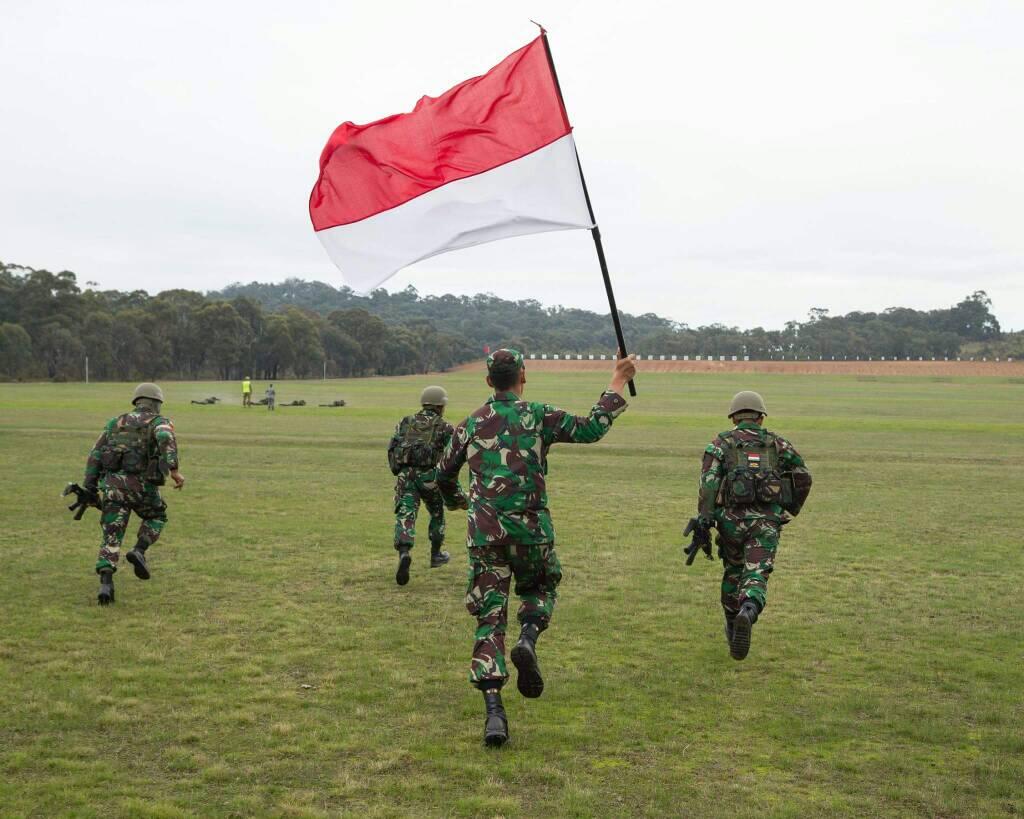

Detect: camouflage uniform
84,397,180,573
699,421,810,616
437,354,628,689
388,408,461,552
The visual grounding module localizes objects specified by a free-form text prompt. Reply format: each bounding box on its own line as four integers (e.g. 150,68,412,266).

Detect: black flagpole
538,28,637,396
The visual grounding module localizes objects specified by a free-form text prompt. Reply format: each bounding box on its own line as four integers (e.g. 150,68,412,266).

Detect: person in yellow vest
242,376,253,407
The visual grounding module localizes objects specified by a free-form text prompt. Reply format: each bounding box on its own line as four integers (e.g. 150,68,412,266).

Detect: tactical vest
717,430,795,510
99,412,162,483
394,412,446,469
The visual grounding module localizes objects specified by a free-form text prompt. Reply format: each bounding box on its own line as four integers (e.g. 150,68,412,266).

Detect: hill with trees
0,259,1010,381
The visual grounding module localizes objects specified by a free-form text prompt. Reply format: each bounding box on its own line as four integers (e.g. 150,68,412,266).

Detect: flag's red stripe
309,37,571,231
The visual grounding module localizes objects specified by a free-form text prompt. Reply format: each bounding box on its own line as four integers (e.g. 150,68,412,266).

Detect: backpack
717,430,795,510
393,412,446,469
99,412,157,479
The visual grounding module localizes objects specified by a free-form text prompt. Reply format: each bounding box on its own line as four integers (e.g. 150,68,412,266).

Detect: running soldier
387,386,467,585
685,391,812,660
436,349,636,747
82,383,185,605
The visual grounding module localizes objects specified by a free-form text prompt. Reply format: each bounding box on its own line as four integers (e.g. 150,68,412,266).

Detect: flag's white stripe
316,133,594,293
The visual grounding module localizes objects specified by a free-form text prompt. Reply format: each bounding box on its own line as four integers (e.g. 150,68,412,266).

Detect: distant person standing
265,383,276,411
242,376,253,407
684,391,812,660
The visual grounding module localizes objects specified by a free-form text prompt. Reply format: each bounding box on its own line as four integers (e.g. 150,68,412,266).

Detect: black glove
683,516,713,565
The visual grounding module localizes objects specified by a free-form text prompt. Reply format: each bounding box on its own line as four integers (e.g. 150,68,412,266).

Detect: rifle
683,516,714,565
63,482,99,520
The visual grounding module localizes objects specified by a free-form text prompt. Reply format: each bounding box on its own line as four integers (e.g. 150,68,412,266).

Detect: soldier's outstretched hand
170,469,186,490
609,351,638,396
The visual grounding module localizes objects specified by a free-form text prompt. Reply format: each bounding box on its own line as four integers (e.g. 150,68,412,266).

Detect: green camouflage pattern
97,476,168,571
717,517,779,612
84,400,179,572
465,542,561,687
393,471,446,549
699,420,810,613
436,390,627,547
388,408,464,550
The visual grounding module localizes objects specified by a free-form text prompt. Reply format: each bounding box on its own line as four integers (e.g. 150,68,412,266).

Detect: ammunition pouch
783,471,812,516
100,448,123,471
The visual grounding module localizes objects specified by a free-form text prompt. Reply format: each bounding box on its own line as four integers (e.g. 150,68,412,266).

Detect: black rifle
63,482,99,520
683,517,713,565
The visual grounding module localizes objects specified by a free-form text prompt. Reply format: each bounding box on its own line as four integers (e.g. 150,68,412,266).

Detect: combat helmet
420,385,448,407
728,390,767,418
133,382,164,404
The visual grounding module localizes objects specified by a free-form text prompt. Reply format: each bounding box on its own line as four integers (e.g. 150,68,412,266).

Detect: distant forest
1,259,1018,381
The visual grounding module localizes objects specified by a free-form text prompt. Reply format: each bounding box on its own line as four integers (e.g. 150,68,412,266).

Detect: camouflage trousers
393,471,445,550
465,542,562,688
96,476,168,573
716,516,780,614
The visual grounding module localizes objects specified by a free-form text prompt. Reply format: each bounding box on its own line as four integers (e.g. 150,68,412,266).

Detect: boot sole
429,556,450,568
98,591,114,605
395,553,412,586
511,642,544,698
730,612,752,661
126,551,150,580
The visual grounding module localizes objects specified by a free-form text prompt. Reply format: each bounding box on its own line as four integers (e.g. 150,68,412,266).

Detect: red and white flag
309,37,594,293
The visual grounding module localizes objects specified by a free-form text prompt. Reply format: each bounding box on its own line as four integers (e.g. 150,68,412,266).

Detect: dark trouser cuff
476,679,504,691
519,615,548,631
394,543,412,552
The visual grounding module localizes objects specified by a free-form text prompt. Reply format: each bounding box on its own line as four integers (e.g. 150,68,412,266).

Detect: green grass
1,370,1022,818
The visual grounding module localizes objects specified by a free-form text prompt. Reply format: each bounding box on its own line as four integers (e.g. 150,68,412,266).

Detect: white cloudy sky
2,0,1022,329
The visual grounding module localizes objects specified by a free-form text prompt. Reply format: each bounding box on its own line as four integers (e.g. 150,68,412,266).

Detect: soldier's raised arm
541,354,636,445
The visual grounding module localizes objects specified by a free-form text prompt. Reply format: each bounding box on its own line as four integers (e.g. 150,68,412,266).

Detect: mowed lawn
0,370,1021,818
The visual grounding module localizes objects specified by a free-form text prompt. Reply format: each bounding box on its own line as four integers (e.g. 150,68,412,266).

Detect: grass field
1,369,1022,818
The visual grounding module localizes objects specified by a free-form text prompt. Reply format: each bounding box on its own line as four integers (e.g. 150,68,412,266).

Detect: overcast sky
3,1,1022,329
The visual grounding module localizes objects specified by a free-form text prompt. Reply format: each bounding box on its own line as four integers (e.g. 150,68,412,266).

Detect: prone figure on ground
280,399,307,407
81,383,186,605
319,399,347,407
387,386,467,586
684,391,812,660
264,383,276,411
436,349,637,747
190,396,220,405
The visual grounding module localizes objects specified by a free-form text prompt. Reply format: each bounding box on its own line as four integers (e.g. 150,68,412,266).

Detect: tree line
0,259,1012,381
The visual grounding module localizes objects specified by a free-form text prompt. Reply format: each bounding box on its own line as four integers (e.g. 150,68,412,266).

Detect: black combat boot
429,543,450,568
482,688,509,747
510,622,544,698
730,601,760,661
395,546,412,586
97,570,115,605
126,545,150,580
724,611,736,648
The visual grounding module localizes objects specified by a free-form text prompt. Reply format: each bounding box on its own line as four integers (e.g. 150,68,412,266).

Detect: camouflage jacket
699,421,810,524
437,389,628,547
84,403,179,491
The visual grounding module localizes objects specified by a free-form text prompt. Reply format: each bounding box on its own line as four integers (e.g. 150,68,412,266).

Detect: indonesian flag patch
747,452,762,470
